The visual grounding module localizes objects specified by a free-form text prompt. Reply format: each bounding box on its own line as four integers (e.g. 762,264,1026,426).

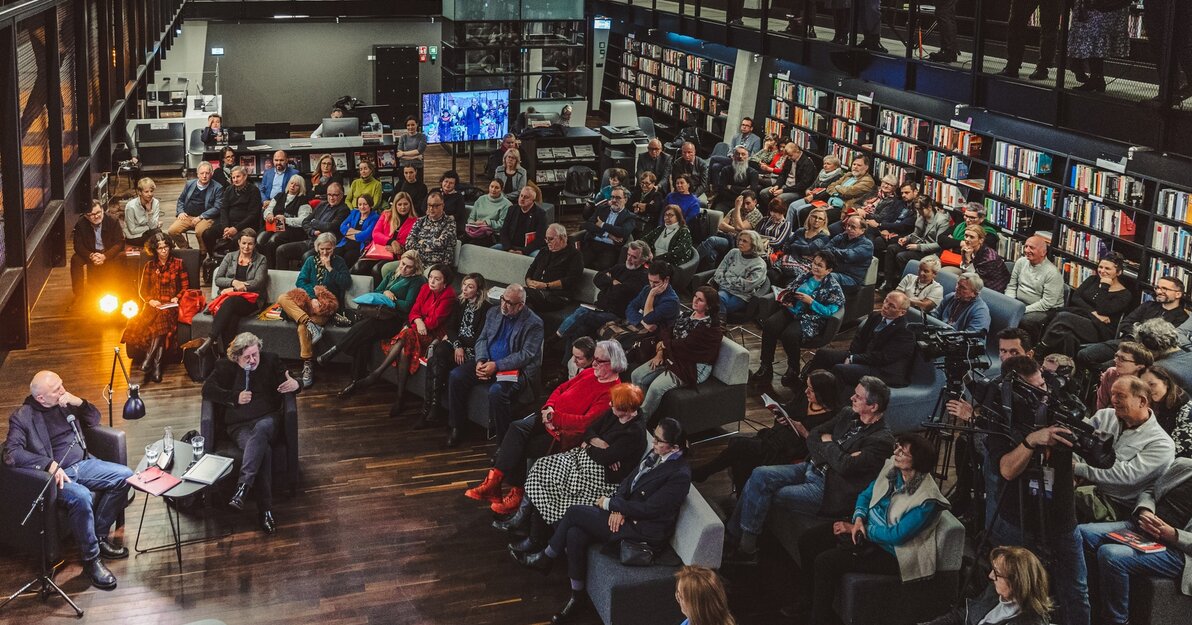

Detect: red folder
126,466,182,496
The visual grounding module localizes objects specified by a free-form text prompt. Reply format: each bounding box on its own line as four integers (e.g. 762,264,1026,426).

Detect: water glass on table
191,435,205,460
144,443,160,470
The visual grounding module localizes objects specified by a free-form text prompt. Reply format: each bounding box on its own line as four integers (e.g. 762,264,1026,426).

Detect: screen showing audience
422,89,510,145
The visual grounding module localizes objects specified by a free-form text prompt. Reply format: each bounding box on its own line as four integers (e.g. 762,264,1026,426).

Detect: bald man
259,149,300,205
635,138,673,193
3,371,133,590
1005,235,1065,341
806,291,916,386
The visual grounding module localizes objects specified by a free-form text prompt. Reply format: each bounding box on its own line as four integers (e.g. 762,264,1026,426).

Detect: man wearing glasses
525,224,585,313
275,182,351,270
635,138,672,194
824,215,875,294
579,187,638,270
69,199,124,310
1077,275,1189,373
446,284,543,448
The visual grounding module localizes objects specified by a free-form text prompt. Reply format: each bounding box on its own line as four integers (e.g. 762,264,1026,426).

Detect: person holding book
70,199,124,308
639,204,695,266
1037,252,1133,357
760,141,818,209
259,150,300,207
494,148,528,199
465,179,511,246
882,196,952,291
396,116,427,180
257,175,312,268
346,160,384,212
775,206,833,284
334,193,380,267
353,191,418,279
122,177,162,246
555,242,653,361
496,186,548,256
579,186,638,269
399,190,458,268
166,161,223,251
752,251,847,386
628,171,665,234
276,233,351,388
120,232,188,383
1077,457,1192,625
417,273,491,426
309,154,346,202
694,370,842,491
397,165,428,212
202,332,300,534
464,342,629,516
630,286,725,422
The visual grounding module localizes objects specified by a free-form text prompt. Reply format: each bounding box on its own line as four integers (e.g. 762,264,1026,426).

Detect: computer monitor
321,117,360,137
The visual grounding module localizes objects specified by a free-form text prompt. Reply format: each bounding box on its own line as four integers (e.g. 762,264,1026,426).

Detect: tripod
0,438,84,617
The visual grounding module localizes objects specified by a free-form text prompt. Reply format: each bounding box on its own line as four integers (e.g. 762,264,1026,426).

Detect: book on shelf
1061,196,1137,237
993,141,1054,176
1057,256,1097,288
984,199,1034,233
573,145,596,158
376,149,397,169
875,135,921,167
353,150,376,167
1056,225,1110,265
1150,258,1191,288
1156,188,1192,223
987,171,1057,211
879,110,929,142
834,97,873,123
1152,223,1192,262
1069,164,1145,206
925,150,970,180
932,126,984,157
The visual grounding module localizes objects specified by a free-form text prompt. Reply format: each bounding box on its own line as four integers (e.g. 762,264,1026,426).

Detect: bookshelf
603,33,733,145
760,78,1192,292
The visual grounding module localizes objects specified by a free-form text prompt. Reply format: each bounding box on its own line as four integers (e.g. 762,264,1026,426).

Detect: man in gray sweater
1005,235,1065,341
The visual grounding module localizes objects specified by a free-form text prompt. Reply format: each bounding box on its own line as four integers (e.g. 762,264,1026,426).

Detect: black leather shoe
337,380,359,399
723,547,760,566
780,370,800,388
445,427,462,448
314,346,338,366
926,50,958,63
1028,66,1050,80
508,535,540,553
511,548,553,573
748,365,773,384
493,504,531,534
259,510,277,534
551,591,587,624
860,39,887,53
192,336,214,358
996,68,1020,79
229,484,247,510
97,539,128,560
84,557,117,590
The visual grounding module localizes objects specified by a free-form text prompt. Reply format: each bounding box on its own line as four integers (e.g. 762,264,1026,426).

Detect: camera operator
984,355,1090,625
1074,375,1174,522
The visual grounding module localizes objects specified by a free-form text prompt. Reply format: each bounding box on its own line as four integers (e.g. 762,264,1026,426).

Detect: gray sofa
586,483,724,625
650,336,751,437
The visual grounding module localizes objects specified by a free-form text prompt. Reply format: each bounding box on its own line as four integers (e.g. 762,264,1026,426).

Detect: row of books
1058,256,1098,288
925,149,971,180
1055,225,1109,265
993,141,1055,176
996,236,1025,261
628,40,664,59
1155,188,1192,223
875,134,922,168
932,126,984,157
878,110,929,142
680,91,727,115
1150,259,1191,290
987,171,1059,211
678,106,720,132
1151,223,1192,262
1068,164,1146,207
773,80,829,110
828,141,864,169
834,97,874,124
625,54,661,76
764,118,786,139
924,177,969,209
984,199,1033,232
1060,196,1138,237
830,119,869,146
874,160,911,186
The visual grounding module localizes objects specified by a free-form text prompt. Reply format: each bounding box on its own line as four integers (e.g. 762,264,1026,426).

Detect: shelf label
150,122,169,130
857,93,874,104
777,70,790,80
1095,157,1127,174
949,119,971,131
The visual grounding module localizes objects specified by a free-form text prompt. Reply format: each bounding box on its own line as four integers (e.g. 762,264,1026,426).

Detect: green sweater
375,271,426,318
347,176,385,210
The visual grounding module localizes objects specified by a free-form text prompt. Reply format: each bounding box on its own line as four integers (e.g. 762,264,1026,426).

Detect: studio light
121,300,139,319
99,294,118,314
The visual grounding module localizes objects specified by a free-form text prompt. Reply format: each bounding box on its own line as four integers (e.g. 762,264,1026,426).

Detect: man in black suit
636,138,673,194
201,332,300,534
578,186,639,269
807,290,915,386
69,199,125,307
3,370,134,590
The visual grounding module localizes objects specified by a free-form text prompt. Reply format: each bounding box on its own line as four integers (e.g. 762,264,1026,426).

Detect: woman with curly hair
631,286,725,423
121,231,189,383
276,232,352,387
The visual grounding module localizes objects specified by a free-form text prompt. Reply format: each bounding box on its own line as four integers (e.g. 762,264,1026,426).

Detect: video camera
998,368,1116,469
916,327,990,385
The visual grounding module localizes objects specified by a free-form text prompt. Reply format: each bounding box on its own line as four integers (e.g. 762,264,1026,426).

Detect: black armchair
200,393,299,497
0,426,128,567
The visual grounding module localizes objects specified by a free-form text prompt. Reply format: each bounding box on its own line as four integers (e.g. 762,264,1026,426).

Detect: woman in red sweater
465,340,629,514
338,263,456,409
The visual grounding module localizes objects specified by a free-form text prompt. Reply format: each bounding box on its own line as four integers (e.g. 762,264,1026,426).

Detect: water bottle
163,426,174,452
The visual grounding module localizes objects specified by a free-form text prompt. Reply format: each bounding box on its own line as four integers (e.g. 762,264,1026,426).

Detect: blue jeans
786,198,811,224
719,290,748,315
989,518,1091,625
61,458,134,561
557,307,615,342
1080,520,1185,625
447,359,523,441
696,234,733,268
730,462,826,538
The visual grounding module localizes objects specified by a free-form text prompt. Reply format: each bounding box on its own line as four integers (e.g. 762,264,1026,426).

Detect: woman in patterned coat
122,231,189,383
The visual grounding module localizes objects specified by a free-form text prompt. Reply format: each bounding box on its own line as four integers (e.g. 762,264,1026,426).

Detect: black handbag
618,540,657,566
182,344,216,382
355,303,397,321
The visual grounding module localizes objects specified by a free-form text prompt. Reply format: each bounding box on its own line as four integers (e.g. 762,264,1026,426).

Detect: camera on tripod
1004,370,1116,469
916,327,986,362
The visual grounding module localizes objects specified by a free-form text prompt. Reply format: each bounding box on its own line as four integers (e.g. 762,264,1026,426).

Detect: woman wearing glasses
121,232,189,383
923,545,1051,625
751,251,846,386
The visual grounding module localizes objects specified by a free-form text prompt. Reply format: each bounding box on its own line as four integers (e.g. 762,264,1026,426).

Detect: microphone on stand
66,414,87,453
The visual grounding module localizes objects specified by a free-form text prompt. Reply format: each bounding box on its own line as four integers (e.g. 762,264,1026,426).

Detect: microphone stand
0,438,85,617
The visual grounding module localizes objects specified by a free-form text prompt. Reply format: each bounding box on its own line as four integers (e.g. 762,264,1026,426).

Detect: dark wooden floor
0,157,866,625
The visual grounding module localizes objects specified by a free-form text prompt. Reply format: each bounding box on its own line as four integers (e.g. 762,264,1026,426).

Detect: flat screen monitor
422,89,510,145
321,117,360,137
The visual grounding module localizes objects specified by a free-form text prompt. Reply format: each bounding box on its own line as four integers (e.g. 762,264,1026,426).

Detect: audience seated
259,150,300,207
881,197,953,291
579,186,637,269
1094,341,1153,409
695,370,843,491
212,146,236,189
556,241,651,354
751,133,783,183
494,148,528,200
566,336,596,380
862,180,918,266
723,376,896,564
595,168,626,205
275,182,350,271
709,229,771,314
465,342,629,516
807,291,914,386
524,223,584,313
334,193,380,267
276,233,350,387
201,332,300,534
625,260,682,332
396,165,428,211
710,145,760,211
782,154,844,224
756,197,795,252
751,251,846,386
400,190,458,268
923,546,1052,625
204,166,262,254
1142,366,1192,457
665,174,703,234
485,133,520,179
628,171,665,234
639,205,694,266
257,175,312,268
774,206,832,284
787,155,874,225
796,433,948,625
760,141,817,208
948,225,1011,291
894,254,944,314
353,191,418,278
464,179,511,246
630,286,725,423
1077,275,1188,372
696,191,763,270
346,160,384,212
121,232,189,383
1038,252,1133,357
70,199,124,307
1005,235,1066,340
309,153,346,201
636,138,673,194
166,161,222,251
673,566,737,625
829,175,901,238
936,202,1000,260
1078,458,1192,625
670,142,709,200
192,229,269,358
445,283,543,447
931,272,992,335
496,186,548,256
512,418,692,625
824,215,875,294
1136,318,1185,363
123,177,162,246
419,273,491,426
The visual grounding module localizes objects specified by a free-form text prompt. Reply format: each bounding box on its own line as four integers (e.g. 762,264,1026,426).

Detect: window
17,18,51,234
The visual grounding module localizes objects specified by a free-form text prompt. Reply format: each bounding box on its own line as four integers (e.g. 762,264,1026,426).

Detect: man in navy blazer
808,290,915,386
2,371,133,590
578,186,638,269
259,150,300,205
446,283,544,448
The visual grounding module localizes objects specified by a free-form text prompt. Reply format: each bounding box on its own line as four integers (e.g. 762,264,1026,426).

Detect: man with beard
1076,275,1188,373
710,145,760,211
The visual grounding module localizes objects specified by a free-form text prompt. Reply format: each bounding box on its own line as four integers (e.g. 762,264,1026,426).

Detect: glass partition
17,19,51,235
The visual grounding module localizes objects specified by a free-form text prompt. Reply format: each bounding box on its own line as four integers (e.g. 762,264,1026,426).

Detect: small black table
132,440,234,572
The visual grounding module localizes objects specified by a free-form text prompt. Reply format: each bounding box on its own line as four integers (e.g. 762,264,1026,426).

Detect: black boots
315,345,338,366
511,548,553,574
141,336,164,383
193,336,214,358
83,557,117,590
259,510,277,534
831,9,849,44
748,364,773,384
551,591,587,624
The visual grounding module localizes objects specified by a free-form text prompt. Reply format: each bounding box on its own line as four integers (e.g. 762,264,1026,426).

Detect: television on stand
421,89,510,145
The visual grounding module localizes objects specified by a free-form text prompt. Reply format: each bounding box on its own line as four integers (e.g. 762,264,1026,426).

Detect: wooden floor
0,158,865,625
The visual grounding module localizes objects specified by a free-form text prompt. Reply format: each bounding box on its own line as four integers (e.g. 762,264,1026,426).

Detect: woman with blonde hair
353,190,419,277
776,206,832,281
924,546,1051,625
675,565,737,625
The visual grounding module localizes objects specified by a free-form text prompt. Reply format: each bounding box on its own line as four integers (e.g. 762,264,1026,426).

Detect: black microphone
244,365,252,393
66,414,87,453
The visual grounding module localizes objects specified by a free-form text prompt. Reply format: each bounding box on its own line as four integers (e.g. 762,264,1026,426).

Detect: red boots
465,469,504,503
490,487,524,515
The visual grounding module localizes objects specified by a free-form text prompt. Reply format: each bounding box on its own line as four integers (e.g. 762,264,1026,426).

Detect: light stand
0,438,84,617
103,347,146,427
